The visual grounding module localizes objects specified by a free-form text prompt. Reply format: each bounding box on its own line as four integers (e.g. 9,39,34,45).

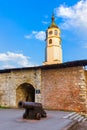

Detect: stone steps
63,112,87,122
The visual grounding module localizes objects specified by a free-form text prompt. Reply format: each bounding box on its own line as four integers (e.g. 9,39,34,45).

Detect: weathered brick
41,67,87,112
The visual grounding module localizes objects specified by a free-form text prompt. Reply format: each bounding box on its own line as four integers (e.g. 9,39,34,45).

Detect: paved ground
63,112,87,130
76,121,87,130
0,109,73,130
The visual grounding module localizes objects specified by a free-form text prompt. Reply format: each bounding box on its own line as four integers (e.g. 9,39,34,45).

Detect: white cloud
32,31,37,34
24,35,32,39
55,0,87,30
0,52,34,69
35,31,45,41
24,31,46,41
2,64,15,69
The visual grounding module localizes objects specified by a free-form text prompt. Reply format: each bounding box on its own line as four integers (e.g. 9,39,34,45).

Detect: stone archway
16,83,35,105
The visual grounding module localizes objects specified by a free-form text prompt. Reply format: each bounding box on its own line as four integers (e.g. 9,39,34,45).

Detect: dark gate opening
25,84,35,102
16,83,35,105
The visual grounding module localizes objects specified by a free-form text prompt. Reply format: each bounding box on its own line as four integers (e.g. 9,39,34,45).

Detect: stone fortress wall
0,60,87,113
0,68,41,107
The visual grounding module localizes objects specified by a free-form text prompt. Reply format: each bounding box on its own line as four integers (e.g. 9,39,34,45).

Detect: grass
0,105,10,109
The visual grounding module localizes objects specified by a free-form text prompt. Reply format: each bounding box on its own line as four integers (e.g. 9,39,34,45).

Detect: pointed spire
48,13,58,29
52,13,55,22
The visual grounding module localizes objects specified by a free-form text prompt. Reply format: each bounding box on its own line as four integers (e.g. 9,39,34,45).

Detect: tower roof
48,14,58,29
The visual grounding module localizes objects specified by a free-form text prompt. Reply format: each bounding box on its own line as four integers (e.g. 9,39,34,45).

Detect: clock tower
43,14,62,65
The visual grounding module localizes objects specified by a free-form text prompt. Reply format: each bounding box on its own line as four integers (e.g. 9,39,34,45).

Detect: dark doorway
16,83,35,105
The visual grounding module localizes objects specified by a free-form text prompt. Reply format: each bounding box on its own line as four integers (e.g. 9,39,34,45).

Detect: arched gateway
16,83,35,105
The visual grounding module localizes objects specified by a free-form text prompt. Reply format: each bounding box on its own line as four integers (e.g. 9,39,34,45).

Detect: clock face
49,31,52,35
54,30,58,35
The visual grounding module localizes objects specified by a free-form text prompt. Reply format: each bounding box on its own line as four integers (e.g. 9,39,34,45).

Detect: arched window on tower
49,39,52,44
54,30,58,35
49,31,52,35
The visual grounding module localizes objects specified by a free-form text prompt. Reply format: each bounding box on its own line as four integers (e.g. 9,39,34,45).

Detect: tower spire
48,13,58,29
52,13,55,22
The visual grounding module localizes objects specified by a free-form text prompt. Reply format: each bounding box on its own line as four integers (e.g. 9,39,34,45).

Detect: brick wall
84,70,87,113
41,66,86,112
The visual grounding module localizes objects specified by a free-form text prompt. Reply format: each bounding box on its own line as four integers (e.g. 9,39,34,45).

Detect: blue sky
0,0,87,69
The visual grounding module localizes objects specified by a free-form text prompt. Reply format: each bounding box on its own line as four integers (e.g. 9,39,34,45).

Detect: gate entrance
16,83,35,105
